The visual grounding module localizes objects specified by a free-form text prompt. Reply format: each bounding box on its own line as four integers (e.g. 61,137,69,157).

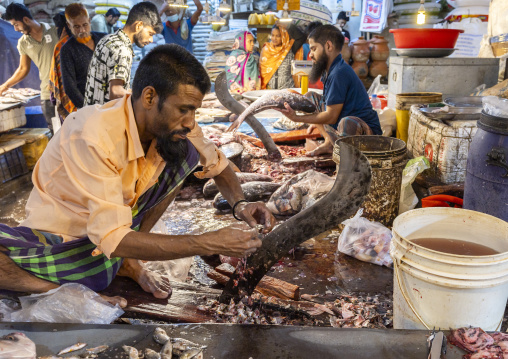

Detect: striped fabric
49,34,76,120
0,142,200,292
289,0,332,30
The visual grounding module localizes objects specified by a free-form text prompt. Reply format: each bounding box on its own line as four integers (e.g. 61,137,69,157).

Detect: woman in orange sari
259,25,303,90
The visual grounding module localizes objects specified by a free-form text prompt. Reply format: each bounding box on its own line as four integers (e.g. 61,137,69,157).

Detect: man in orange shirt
0,44,274,306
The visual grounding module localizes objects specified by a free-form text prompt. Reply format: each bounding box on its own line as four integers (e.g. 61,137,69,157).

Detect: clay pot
371,35,390,62
352,61,369,79
352,36,371,62
342,38,351,63
369,60,388,78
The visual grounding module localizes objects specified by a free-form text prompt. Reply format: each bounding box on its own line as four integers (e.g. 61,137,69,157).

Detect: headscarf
225,31,261,94
259,26,294,89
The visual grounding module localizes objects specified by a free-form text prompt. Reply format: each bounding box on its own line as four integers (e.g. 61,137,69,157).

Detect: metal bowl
419,107,482,121
393,48,456,58
443,96,484,108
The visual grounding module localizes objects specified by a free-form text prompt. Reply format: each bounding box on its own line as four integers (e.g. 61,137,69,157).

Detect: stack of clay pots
369,35,389,78
351,36,370,79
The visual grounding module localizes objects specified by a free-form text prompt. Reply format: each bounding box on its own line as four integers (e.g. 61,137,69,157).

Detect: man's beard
22,23,31,35
76,33,91,44
133,32,146,48
309,52,328,84
155,129,191,169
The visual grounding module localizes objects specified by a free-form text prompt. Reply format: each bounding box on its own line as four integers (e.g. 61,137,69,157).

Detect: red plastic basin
389,29,464,49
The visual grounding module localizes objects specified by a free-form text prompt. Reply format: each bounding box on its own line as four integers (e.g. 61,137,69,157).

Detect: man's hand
307,124,317,134
203,225,263,257
276,102,299,122
0,84,8,96
235,201,275,234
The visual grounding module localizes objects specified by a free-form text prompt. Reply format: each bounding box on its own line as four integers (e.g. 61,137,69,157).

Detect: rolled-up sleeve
62,136,133,258
187,123,229,179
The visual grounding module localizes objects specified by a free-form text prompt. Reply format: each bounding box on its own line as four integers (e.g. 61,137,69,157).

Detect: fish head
0,332,36,359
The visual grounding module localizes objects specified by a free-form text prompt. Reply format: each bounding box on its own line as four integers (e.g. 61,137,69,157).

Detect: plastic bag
377,107,396,136
142,219,194,283
337,209,393,267
4,283,124,324
482,95,508,118
399,156,430,214
367,75,388,97
266,170,334,215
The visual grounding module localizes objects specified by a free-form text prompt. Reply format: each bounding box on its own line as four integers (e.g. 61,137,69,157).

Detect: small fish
179,348,203,359
153,327,170,345
57,342,87,355
144,348,161,359
231,89,317,131
122,345,139,359
84,345,108,355
160,340,173,359
203,172,274,198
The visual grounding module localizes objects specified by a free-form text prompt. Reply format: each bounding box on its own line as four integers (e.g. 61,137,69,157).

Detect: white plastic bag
6,283,124,324
367,75,388,97
267,170,334,215
142,219,194,283
337,209,393,267
483,96,508,118
399,156,430,214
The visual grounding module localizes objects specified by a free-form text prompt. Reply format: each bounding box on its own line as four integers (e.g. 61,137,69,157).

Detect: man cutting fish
276,25,382,156
0,44,274,307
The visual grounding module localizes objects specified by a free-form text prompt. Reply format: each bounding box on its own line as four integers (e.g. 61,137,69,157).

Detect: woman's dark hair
308,24,344,51
132,44,211,111
4,3,33,22
125,2,163,33
106,8,121,18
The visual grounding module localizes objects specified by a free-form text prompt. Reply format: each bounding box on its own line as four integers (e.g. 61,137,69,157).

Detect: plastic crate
0,140,29,183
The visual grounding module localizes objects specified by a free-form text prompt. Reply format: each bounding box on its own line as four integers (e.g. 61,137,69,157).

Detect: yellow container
300,75,309,95
395,92,442,143
0,128,51,169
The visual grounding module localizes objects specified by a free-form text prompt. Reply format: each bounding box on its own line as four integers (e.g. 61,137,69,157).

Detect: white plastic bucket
390,208,508,330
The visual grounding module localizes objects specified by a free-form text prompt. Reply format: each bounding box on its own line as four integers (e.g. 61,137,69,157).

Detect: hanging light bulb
417,0,426,25
211,9,226,25
167,0,188,9
278,0,292,23
218,0,231,13
200,0,211,23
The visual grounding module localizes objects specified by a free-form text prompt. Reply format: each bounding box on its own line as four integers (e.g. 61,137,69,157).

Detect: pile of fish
0,332,36,359
123,327,205,359
326,294,393,329
448,327,508,359
0,88,40,104
38,343,108,358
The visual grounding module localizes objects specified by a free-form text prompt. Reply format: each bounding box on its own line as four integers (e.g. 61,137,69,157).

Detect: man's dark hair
125,2,162,34
305,21,323,37
4,3,33,22
132,44,211,111
337,11,349,22
53,11,71,38
308,24,344,51
106,7,121,18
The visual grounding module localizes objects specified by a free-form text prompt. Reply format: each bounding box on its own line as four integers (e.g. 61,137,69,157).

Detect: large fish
203,172,274,199
213,181,282,210
229,90,317,132
0,332,36,359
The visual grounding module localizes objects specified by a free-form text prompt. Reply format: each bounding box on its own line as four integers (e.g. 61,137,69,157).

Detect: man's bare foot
308,142,334,157
117,259,172,299
99,294,127,308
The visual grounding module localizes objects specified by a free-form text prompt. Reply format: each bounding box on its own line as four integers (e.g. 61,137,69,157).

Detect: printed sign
359,0,389,33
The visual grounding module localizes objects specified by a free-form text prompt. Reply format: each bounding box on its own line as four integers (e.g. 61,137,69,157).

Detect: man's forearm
1,67,29,90
212,164,245,206
293,110,336,125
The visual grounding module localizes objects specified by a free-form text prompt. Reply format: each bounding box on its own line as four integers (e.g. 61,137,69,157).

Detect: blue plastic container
463,111,508,221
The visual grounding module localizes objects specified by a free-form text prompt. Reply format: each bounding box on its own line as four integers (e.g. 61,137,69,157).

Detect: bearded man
84,2,163,106
60,3,107,110
276,25,382,156
0,44,273,306
0,3,59,132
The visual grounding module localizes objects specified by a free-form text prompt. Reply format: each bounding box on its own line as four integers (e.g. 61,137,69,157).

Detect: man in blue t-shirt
277,25,382,156
159,0,203,54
